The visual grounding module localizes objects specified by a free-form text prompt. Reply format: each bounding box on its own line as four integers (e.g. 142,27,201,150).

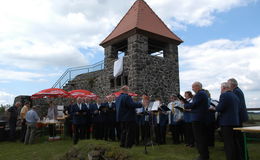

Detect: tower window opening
110,79,115,88
123,76,128,85
116,77,122,86
148,39,166,58
113,39,128,59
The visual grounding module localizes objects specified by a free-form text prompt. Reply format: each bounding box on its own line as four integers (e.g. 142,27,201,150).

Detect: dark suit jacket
104,102,116,123
8,106,18,124
90,103,107,123
159,112,169,126
216,91,240,126
71,103,89,125
184,90,209,122
233,87,248,123
116,93,142,122
63,104,73,120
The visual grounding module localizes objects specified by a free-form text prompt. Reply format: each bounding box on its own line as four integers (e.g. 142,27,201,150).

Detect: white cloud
179,36,260,108
0,69,60,82
0,0,256,70
0,91,15,105
148,0,256,28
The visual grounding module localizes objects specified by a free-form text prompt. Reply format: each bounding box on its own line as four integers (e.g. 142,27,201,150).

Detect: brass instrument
171,103,175,113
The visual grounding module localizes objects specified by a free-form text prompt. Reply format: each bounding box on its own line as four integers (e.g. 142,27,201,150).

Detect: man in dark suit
116,86,142,148
90,98,105,140
216,82,241,160
228,78,248,160
71,97,88,144
184,82,209,160
63,99,74,138
8,102,21,141
104,96,116,141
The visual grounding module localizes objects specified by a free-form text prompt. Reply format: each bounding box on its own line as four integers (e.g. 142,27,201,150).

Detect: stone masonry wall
60,33,180,103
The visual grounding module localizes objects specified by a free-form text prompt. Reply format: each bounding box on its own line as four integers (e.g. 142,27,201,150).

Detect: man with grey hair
7,102,21,141
184,82,209,160
216,82,241,160
227,78,248,124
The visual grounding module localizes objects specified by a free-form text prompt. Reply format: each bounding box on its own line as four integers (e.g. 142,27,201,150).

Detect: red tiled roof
100,0,183,46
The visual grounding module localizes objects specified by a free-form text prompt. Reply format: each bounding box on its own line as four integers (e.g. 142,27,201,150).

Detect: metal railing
52,60,104,88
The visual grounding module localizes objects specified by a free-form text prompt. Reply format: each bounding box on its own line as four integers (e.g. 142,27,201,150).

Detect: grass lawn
1,137,260,160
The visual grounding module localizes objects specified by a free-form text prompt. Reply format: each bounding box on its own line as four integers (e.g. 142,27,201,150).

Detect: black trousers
171,124,181,144
107,122,116,141
221,126,242,160
192,121,209,160
64,118,73,137
184,122,194,146
48,124,56,137
85,123,91,139
141,122,150,144
116,122,121,141
9,122,16,141
206,122,215,147
120,121,135,148
103,123,109,141
160,125,167,144
93,122,104,140
154,124,160,144
72,124,86,144
135,123,140,145
20,120,27,142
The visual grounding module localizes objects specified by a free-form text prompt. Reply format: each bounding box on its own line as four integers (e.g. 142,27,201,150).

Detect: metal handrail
52,60,104,88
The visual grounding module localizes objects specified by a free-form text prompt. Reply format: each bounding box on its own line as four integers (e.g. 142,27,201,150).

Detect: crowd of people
6,78,248,160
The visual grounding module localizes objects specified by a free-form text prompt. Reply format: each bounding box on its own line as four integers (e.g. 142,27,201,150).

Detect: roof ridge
100,0,138,45
136,0,142,27
139,0,183,42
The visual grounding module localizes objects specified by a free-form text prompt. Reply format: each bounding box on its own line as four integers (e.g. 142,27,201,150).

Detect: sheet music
148,102,154,111
151,101,160,111
136,108,143,114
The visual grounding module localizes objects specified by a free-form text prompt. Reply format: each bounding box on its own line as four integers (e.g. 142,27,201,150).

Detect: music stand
144,102,159,154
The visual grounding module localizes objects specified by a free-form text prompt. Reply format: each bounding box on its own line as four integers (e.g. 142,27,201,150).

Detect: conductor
116,86,142,148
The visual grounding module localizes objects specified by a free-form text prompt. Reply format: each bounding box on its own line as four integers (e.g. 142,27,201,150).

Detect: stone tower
99,0,183,101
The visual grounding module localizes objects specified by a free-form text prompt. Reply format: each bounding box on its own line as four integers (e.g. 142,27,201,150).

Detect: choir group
63,78,248,160
64,92,194,146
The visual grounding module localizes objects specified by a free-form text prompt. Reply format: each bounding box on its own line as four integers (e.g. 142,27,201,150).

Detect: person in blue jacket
183,91,194,147
115,86,142,148
216,82,241,160
183,82,210,160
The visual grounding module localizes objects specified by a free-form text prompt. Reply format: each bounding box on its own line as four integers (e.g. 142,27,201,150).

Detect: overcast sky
0,0,259,108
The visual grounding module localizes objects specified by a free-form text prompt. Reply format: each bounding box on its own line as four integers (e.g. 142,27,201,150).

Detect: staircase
52,60,104,89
